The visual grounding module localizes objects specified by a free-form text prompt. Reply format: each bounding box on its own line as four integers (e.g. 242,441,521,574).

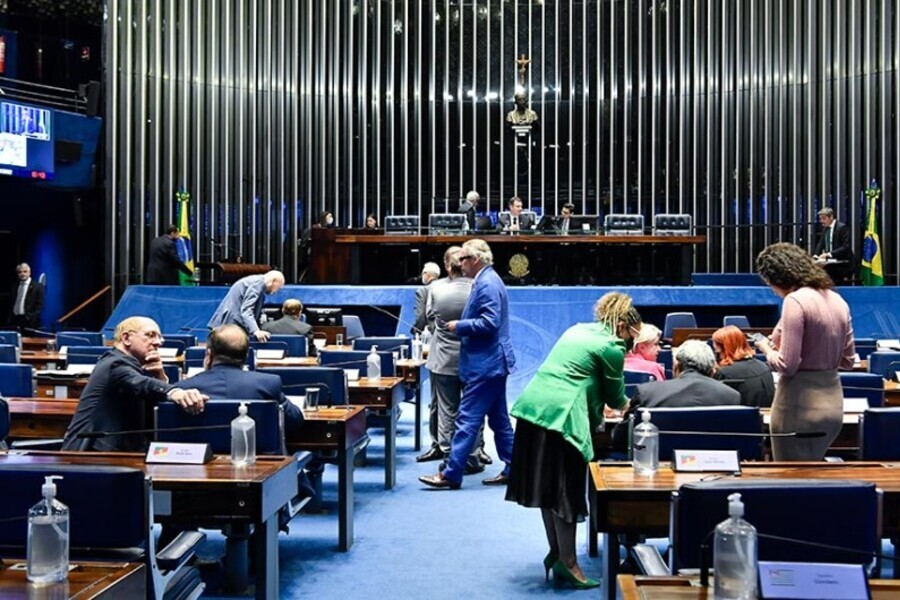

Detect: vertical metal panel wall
108,0,900,292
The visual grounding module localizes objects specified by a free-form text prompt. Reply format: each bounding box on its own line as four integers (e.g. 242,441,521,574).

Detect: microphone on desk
76,424,230,440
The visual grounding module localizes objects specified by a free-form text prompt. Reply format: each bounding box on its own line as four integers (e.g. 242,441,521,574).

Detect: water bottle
714,493,758,600
231,402,256,466
632,410,659,475
412,333,423,362
367,345,381,380
27,475,69,584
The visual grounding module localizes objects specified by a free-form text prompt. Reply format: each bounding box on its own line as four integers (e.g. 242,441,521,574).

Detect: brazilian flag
175,190,195,286
860,181,884,286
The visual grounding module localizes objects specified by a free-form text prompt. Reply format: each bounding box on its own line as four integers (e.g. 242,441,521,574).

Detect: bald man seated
62,316,207,452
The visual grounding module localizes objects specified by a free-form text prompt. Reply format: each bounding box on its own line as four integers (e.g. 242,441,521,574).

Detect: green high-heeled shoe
551,560,600,590
543,552,557,582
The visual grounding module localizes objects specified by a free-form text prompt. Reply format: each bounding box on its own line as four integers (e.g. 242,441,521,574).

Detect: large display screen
0,101,54,180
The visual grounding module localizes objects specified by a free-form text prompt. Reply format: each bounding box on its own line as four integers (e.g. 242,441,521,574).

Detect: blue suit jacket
172,363,303,434
207,275,267,334
455,265,516,382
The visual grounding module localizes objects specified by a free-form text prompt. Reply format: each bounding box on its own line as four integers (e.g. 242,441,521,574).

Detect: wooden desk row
618,575,900,600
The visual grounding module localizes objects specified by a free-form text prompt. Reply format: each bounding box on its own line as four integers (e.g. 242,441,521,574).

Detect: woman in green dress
506,292,640,589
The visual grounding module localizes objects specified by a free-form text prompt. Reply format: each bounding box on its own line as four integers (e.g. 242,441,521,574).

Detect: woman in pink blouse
624,323,666,381
753,243,855,460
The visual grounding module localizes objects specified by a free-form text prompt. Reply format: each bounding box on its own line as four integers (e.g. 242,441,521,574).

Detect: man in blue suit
172,324,303,435
207,270,285,341
420,239,516,489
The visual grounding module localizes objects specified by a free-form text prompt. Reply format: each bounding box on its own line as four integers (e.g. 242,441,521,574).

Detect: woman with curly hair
506,291,640,589
753,243,855,460
712,325,774,408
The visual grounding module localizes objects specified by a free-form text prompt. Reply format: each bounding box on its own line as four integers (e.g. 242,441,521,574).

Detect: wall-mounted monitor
0,100,54,180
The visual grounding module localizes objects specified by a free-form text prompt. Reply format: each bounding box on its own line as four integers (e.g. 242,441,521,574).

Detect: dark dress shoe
419,473,461,490
464,462,485,475
416,447,445,462
476,449,493,465
482,472,509,486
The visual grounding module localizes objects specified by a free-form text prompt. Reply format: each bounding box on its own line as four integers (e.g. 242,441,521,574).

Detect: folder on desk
255,349,286,360
843,397,869,412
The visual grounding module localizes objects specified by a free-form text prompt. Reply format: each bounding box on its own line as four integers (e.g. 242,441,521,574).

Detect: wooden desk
349,377,406,489
22,336,53,352
287,406,367,551
0,560,145,598
671,327,773,347
18,350,62,370
34,374,89,399
590,462,900,600
7,398,79,439
886,379,900,406
0,451,296,600
617,575,900,600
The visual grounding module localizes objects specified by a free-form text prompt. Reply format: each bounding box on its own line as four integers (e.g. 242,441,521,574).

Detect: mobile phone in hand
747,332,766,344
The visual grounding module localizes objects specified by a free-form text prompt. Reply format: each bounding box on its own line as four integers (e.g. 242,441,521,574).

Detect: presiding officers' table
0,451,297,600
590,461,900,600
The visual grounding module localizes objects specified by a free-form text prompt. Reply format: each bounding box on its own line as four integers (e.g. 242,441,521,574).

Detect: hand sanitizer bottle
231,402,256,466
632,411,659,475
714,493,758,600
27,475,69,583
367,345,382,380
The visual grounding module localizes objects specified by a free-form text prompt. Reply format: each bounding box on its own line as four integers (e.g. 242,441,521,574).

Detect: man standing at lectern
8,263,44,332
208,270,285,341
813,207,855,284
146,225,193,285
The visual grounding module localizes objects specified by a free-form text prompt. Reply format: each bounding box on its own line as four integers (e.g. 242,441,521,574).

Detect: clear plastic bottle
367,345,381,380
412,333,423,361
714,493,758,600
27,475,69,584
231,402,256,466
632,411,659,475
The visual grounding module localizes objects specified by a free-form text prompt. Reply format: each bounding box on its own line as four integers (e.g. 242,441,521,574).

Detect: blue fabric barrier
692,273,766,286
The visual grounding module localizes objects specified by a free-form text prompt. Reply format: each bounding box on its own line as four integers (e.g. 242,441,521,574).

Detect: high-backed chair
58,331,104,347
0,464,205,600
342,315,366,340
663,312,698,341
631,406,764,461
184,347,206,372
161,333,197,349
259,367,349,407
319,349,395,378
855,338,878,360
267,334,308,357
163,364,182,384
0,344,17,364
66,345,111,365
160,339,186,355
248,340,290,359
0,364,33,397
0,331,20,347
352,336,412,354
840,372,885,408
868,351,900,379
859,408,900,460
656,348,674,379
668,479,881,575
155,399,286,455
722,315,751,329
624,370,655,399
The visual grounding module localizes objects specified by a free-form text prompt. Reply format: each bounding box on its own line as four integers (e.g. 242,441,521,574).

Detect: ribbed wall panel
108,0,900,294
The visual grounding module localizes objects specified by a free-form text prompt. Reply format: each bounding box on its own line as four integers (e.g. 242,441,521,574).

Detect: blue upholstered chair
183,347,206,372
259,367,348,407
342,315,366,340
0,331,20,347
267,334,308,357
66,345,111,365
722,315,751,329
656,348,674,379
57,331,104,347
163,363,182,384
859,408,900,460
663,312,698,341
868,351,900,379
840,372,885,408
352,336,412,354
247,341,291,369
0,364,33,397
160,339,186,355
624,370,655,399
668,479,881,574
161,333,197,349
0,345,17,364
631,406,764,461
0,464,205,600
155,399,286,455
319,349,395,378
854,338,878,360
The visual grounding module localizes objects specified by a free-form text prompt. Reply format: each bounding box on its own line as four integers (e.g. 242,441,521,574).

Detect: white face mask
421,275,429,284
326,216,334,225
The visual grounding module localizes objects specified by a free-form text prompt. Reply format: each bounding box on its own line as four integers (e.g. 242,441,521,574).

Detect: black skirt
505,418,588,523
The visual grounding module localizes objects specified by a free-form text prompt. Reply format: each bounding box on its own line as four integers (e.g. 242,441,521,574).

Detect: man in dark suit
420,239,516,489
497,196,535,232
261,298,316,356
207,270,285,341
146,225,193,285
458,190,480,231
172,324,303,435
9,263,45,332
813,207,855,284
612,340,741,448
411,262,440,335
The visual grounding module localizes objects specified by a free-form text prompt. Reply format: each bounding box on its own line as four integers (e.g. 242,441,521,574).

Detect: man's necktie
825,228,832,253
14,282,26,316
512,216,518,229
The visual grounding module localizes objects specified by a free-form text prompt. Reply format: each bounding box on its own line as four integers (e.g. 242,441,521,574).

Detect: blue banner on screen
0,100,54,180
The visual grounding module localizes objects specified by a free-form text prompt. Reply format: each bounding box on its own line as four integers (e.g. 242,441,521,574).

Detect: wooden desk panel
617,575,900,600
0,560,145,599
7,398,79,439
671,327,773,347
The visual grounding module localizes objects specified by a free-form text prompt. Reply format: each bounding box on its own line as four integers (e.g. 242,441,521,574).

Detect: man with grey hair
813,207,855,284
207,270,286,341
459,190,480,230
611,339,740,448
9,262,44,331
412,262,441,335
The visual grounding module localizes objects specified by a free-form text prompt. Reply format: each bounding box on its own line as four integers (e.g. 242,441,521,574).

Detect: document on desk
36,365,95,377
758,561,870,599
